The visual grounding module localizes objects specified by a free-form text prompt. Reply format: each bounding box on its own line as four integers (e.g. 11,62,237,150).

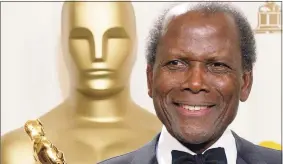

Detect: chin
78,79,125,96
78,84,124,98
81,87,124,97
171,125,216,145
179,131,212,144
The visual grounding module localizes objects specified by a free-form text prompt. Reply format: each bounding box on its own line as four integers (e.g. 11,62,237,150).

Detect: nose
91,36,106,62
180,64,209,93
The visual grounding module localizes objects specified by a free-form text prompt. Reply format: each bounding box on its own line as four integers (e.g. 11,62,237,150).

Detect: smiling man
99,2,281,164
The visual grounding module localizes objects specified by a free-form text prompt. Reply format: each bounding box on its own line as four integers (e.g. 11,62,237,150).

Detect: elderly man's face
147,12,253,145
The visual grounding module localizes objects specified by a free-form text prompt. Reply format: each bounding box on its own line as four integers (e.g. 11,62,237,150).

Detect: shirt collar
156,126,237,164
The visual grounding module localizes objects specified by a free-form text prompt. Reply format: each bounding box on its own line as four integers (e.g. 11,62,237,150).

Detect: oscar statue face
63,2,137,97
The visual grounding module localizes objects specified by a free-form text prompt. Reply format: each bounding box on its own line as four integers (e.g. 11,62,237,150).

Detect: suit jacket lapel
236,155,248,164
130,134,160,164
232,131,267,164
131,131,268,164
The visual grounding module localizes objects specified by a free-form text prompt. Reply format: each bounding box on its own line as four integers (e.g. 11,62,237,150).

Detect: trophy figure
255,1,281,33
24,120,67,164
1,2,161,164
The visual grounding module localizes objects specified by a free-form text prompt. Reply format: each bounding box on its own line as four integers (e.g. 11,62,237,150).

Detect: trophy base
255,26,282,34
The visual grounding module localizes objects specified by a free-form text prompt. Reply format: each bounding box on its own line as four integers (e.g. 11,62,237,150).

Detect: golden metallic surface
259,141,282,151
1,2,162,164
255,1,281,33
24,120,67,164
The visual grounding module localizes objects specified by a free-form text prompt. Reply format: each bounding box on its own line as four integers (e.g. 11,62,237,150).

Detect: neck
180,139,217,154
68,86,133,123
179,129,227,154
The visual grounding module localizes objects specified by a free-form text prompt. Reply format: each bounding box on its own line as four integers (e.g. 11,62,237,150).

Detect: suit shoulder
233,132,281,163
1,128,34,164
246,141,282,163
98,150,136,164
256,145,282,162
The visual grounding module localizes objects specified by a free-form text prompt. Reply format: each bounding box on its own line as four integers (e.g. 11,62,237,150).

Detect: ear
146,65,154,98
240,70,253,102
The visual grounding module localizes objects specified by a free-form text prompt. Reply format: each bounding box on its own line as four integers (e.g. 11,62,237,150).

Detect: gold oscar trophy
1,2,162,164
255,1,281,33
24,120,67,164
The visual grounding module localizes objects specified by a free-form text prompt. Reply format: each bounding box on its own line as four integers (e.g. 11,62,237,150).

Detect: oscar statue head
24,119,45,142
61,2,137,97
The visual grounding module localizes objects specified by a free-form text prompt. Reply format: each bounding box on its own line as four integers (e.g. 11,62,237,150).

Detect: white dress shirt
156,126,237,164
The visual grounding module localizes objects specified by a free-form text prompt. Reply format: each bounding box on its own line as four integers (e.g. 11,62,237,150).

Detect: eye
165,60,187,70
69,28,93,39
212,62,226,67
168,60,181,65
208,62,230,73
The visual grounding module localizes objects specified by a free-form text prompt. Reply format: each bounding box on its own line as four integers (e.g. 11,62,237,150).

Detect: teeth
195,106,200,111
181,105,209,111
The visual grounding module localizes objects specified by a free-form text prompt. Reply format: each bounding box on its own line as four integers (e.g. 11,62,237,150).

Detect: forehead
66,2,135,36
167,11,237,35
158,11,242,61
162,12,239,47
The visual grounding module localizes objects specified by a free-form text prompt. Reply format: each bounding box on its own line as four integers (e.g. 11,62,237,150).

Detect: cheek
153,70,182,95
211,74,240,98
152,70,183,125
69,39,92,69
211,74,241,123
106,39,132,68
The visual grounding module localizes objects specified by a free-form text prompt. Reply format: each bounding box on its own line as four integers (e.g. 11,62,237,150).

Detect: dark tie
171,148,228,164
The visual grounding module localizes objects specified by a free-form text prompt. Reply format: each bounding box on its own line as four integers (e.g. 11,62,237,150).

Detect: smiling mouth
173,102,216,116
174,103,215,111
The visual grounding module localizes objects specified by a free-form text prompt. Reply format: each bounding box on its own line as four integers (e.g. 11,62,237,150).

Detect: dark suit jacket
99,131,282,164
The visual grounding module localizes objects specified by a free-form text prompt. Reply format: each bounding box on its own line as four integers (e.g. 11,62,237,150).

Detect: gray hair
146,2,256,71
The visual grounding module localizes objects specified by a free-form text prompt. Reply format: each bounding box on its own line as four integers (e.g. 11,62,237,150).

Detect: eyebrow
69,26,130,38
167,48,234,62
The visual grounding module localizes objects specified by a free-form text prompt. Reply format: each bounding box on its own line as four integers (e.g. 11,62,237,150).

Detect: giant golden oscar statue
1,2,162,164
